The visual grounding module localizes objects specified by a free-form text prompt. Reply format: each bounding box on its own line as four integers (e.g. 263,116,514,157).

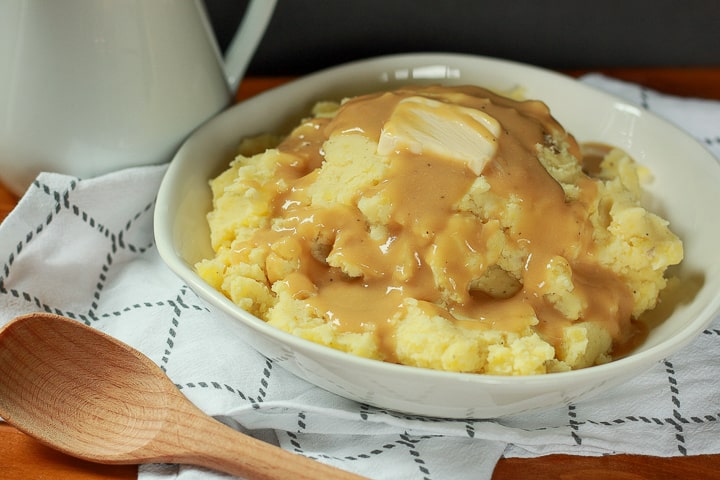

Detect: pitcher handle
223,0,277,94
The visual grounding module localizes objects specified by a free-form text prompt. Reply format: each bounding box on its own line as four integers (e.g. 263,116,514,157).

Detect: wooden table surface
2,68,720,480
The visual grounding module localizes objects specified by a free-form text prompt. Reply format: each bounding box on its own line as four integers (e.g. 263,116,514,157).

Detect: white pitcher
0,0,276,196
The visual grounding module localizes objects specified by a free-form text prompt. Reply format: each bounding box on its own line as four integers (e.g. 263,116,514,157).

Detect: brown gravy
247,85,639,358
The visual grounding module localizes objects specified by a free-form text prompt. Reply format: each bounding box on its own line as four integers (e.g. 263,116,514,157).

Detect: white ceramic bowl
154,53,720,418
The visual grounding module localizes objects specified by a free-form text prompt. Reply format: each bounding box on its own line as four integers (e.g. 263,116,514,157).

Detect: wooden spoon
0,312,366,480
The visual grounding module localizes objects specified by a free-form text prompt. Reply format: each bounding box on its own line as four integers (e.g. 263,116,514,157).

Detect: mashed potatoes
196,85,683,375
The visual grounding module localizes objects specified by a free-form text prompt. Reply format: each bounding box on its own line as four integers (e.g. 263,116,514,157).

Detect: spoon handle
163,393,367,480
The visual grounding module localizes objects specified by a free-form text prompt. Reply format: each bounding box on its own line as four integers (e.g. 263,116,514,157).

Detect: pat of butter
377,96,501,175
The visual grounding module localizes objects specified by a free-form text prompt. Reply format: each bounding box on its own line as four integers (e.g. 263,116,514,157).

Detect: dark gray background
204,0,720,76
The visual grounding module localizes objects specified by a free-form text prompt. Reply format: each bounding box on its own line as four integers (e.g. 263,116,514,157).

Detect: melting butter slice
377,96,501,175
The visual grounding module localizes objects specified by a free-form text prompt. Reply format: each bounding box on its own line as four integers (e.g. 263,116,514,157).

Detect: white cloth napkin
1,74,720,480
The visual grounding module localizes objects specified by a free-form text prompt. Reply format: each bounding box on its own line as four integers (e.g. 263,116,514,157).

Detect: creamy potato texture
196,85,683,375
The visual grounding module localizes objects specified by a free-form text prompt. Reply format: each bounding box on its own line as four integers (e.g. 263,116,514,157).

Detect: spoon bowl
0,312,364,480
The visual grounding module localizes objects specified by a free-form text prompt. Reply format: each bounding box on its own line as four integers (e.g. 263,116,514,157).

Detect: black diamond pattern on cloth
1,74,720,480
